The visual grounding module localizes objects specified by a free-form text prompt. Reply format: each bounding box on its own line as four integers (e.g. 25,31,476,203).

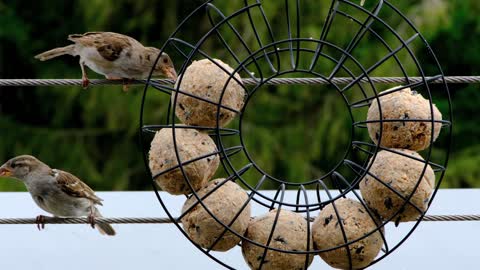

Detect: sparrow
0,155,115,236
34,31,177,91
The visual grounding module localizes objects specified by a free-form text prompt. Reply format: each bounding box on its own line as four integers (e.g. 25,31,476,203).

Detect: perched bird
0,155,115,236
34,31,177,91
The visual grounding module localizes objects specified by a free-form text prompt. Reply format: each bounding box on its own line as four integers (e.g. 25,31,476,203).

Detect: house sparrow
34,31,177,91
0,155,115,236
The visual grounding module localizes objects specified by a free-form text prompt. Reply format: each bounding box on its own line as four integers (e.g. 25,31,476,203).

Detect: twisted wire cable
0,217,172,224
0,76,479,87
0,215,478,225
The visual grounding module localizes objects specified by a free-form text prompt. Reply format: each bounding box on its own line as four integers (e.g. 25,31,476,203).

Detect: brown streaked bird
34,31,177,91
0,155,115,236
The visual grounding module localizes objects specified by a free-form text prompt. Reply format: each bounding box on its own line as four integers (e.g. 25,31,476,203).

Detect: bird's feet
122,78,134,92
35,215,46,231
105,76,131,92
82,77,90,89
87,214,96,229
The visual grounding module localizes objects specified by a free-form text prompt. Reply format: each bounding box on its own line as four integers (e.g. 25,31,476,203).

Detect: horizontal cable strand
0,76,479,87
0,215,478,224
0,217,171,224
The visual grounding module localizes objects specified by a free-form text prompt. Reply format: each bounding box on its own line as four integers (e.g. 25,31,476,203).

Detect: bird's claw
87,214,96,229
82,78,90,89
122,78,133,92
35,215,46,231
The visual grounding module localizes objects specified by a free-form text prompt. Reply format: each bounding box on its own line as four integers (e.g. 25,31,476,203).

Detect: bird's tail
34,45,75,61
94,209,116,236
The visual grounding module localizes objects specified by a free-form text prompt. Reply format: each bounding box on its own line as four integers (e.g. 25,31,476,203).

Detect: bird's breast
27,182,91,217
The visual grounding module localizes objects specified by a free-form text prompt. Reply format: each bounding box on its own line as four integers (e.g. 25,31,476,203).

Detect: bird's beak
163,66,178,81
0,166,12,177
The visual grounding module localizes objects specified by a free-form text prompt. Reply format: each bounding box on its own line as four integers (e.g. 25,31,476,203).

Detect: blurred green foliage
0,0,478,191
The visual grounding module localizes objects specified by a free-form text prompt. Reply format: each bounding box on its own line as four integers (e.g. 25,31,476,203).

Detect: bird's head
147,48,177,81
0,155,47,181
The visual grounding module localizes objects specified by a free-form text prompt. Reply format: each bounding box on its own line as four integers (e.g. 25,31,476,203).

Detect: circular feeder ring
140,1,452,269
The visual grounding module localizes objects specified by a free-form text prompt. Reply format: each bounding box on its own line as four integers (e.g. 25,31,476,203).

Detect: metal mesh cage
140,0,452,269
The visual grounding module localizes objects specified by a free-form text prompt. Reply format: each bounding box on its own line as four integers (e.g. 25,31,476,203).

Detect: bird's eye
163,58,169,64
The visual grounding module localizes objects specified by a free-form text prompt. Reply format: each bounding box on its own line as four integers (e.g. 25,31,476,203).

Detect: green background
0,0,478,191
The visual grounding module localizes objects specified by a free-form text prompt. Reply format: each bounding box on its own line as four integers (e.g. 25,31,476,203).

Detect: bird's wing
68,31,104,39
52,169,104,206
67,32,137,61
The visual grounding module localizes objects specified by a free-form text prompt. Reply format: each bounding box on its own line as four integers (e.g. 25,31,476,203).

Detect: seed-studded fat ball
242,209,313,270
149,128,219,195
367,87,442,151
360,149,435,223
173,59,246,127
181,179,251,251
312,198,384,269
